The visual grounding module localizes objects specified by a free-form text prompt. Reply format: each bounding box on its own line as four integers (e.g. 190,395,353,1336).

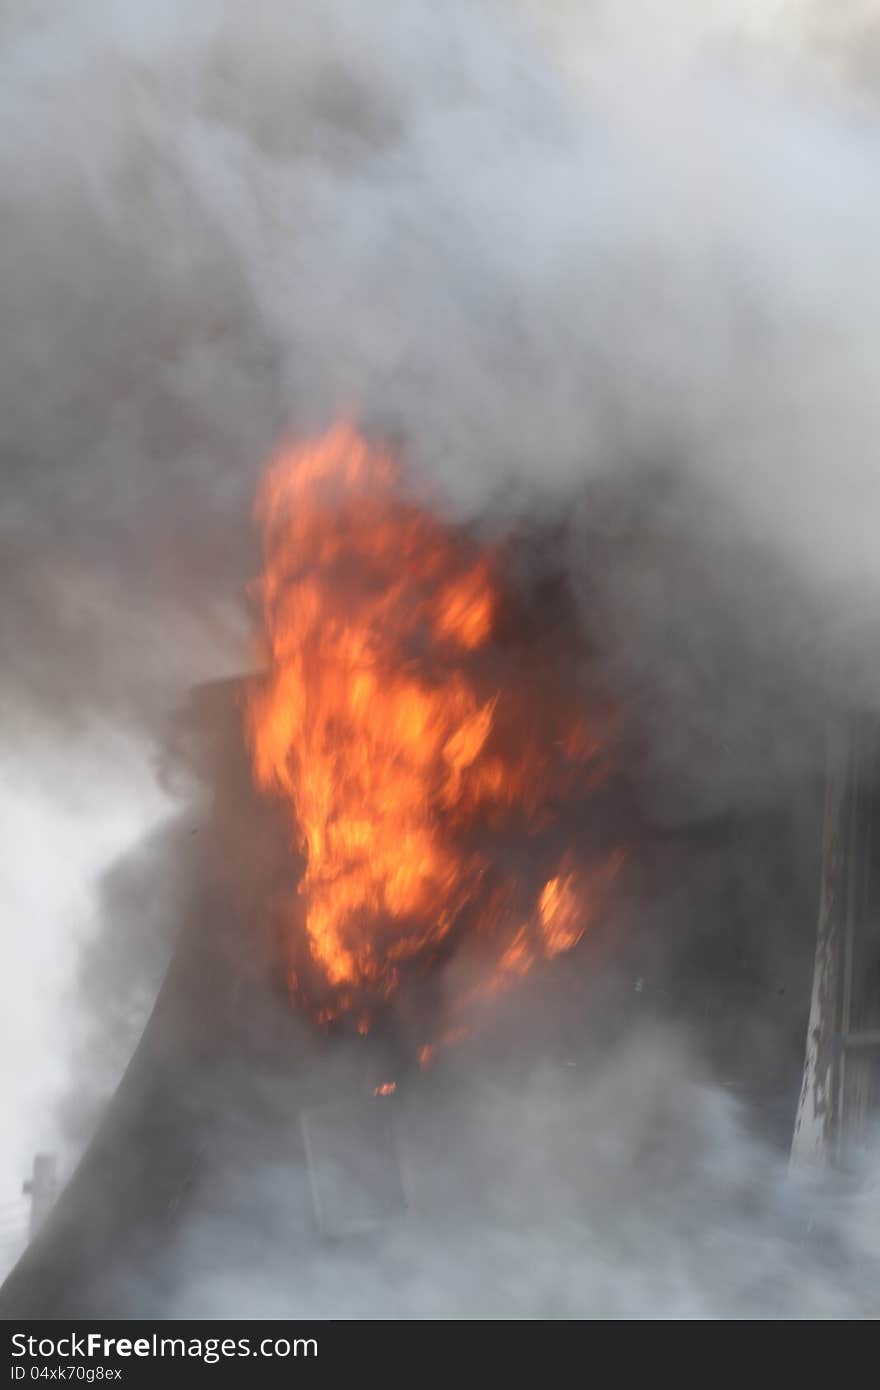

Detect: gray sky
0,730,171,1249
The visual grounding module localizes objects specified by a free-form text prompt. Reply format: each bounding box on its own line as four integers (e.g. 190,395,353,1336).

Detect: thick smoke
3,0,880,780
162,1030,880,1319
3,0,880,1315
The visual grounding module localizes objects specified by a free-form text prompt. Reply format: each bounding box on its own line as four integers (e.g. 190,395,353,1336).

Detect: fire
245,422,622,1047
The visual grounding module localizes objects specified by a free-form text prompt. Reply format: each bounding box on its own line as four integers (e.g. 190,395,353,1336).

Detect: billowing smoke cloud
35,1015,880,1319
3,0,880,781
167,1029,880,1319
3,0,880,1315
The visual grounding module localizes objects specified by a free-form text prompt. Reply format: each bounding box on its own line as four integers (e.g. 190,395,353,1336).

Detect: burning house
3,419,878,1319
3,0,880,1322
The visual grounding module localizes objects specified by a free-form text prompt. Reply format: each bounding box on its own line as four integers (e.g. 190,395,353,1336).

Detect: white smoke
129,1027,880,1319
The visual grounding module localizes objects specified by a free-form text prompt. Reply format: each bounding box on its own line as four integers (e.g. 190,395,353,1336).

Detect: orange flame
245,423,622,1044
